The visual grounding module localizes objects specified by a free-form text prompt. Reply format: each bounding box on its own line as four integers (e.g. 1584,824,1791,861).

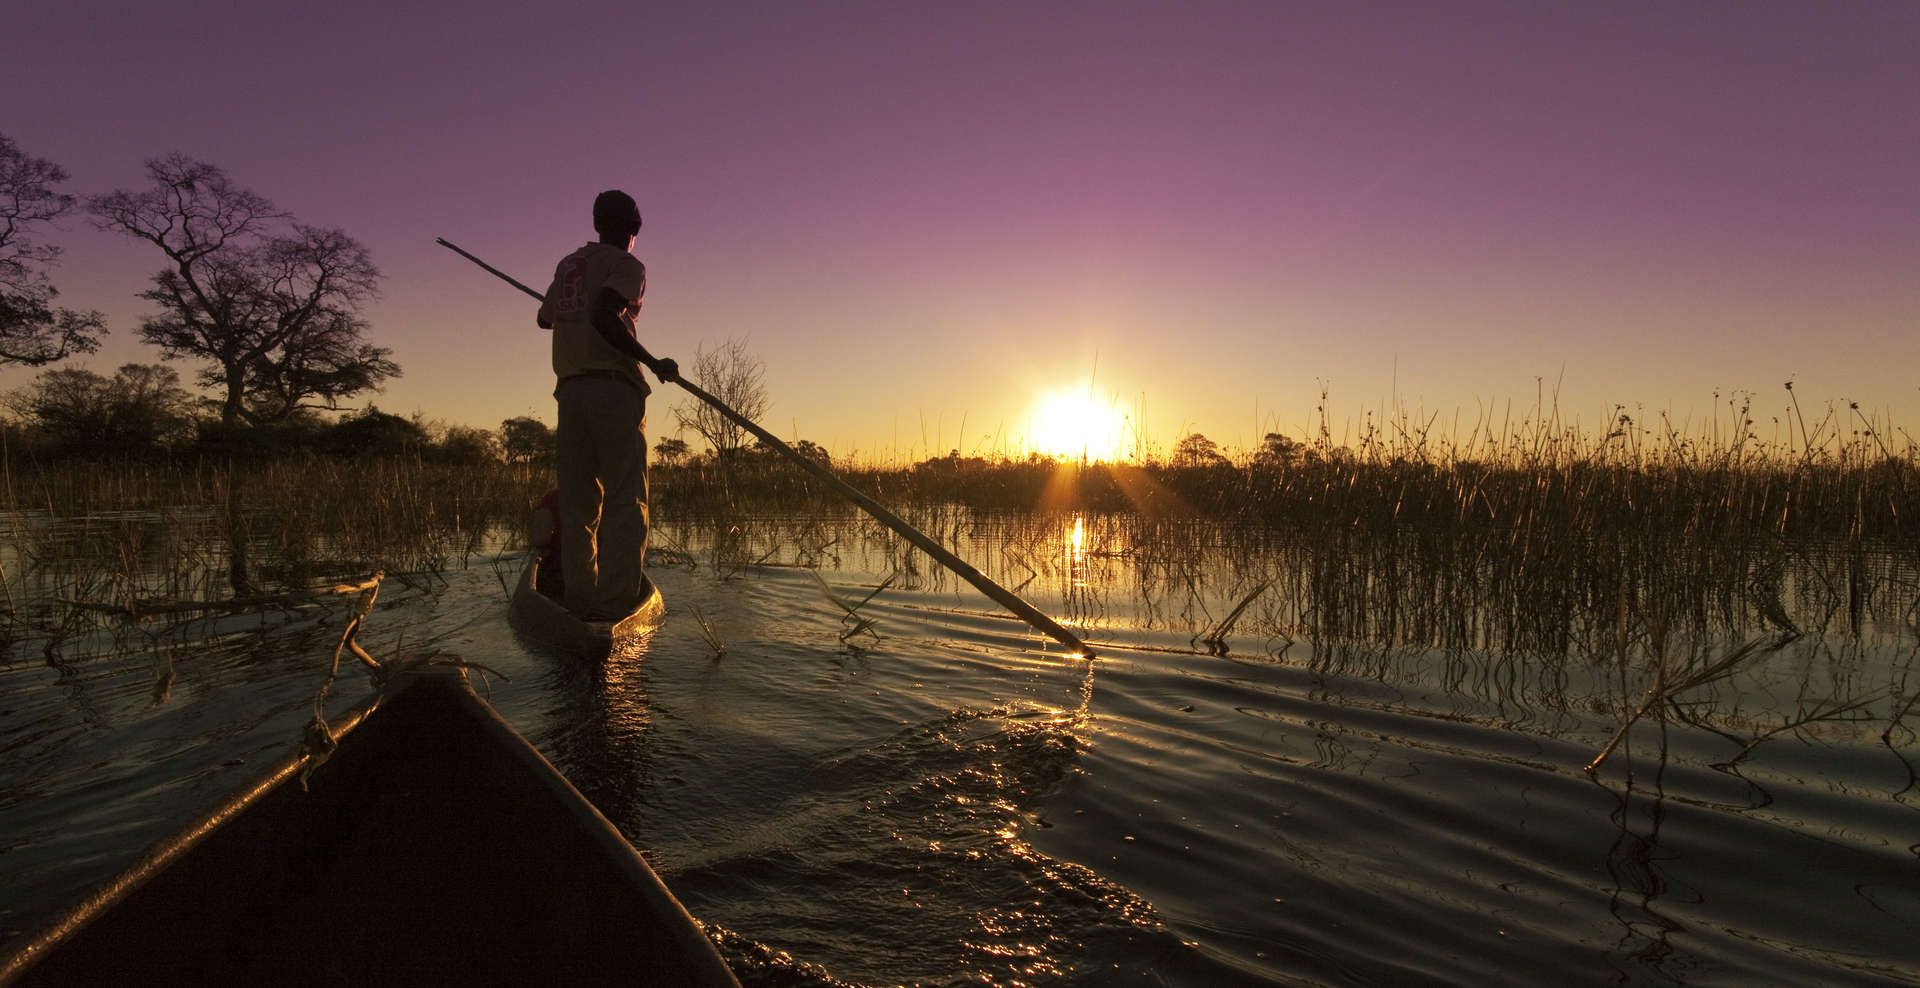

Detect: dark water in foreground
2,515,1917,985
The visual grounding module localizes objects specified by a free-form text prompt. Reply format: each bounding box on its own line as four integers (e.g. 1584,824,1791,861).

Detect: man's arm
536,288,557,329
589,287,678,382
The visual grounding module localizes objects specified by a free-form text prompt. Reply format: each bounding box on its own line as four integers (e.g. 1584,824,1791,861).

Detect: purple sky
6,1,1916,460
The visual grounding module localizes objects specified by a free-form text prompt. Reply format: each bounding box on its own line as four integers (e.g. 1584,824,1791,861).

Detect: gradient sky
6,1,1916,460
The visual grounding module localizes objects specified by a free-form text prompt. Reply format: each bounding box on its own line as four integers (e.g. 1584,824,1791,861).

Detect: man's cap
593,190,641,229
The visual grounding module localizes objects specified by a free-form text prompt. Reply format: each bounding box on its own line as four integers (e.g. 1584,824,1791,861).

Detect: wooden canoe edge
0,692,383,985
0,668,737,988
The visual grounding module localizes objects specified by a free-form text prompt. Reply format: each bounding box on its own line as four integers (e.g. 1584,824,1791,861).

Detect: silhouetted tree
328,406,427,457
436,424,499,464
793,439,831,466
0,133,105,364
5,362,197,453
1254,431,1300,467
5,366,111,448
652,436,690,465
673,338,766,459
1173,432,1228,468
500,415,554,466
88,155,397,428
110,363,201,447
749,436,831,466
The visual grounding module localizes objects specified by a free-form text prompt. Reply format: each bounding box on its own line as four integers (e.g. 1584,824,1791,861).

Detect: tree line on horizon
0,351,824,470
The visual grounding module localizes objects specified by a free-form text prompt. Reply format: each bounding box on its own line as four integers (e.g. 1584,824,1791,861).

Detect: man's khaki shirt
538,242,649,396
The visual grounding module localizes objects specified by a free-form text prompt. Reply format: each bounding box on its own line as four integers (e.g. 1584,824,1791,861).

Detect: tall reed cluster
651,395,1914,664
0,455,545,656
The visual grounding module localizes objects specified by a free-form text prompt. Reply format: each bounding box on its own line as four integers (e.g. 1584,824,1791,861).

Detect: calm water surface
1,511,1916,985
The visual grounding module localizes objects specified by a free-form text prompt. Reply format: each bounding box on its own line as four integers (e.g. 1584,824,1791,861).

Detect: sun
1030,388,1127,460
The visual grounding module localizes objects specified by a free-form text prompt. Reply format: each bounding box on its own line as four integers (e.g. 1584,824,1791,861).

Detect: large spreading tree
0,133,106,365
88,154,397,428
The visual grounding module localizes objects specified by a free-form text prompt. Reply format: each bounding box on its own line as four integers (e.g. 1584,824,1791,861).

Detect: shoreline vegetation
1,391,1911,648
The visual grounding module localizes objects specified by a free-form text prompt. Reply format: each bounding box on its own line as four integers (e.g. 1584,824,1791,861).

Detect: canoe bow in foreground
0,667,738,987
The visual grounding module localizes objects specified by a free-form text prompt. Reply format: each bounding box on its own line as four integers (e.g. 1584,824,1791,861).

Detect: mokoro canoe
0,666,738,987
509,551,666,658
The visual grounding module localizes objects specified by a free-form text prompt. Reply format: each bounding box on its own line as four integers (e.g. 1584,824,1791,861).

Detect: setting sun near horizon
1028,388,1129,461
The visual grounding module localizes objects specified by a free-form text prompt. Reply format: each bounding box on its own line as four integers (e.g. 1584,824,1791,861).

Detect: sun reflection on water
1066,514,1087,588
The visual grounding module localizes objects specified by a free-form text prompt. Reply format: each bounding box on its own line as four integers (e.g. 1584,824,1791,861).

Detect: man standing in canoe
536,190,678,619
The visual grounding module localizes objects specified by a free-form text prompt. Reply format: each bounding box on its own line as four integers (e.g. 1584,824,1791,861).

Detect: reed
687,602,725,657
0,454,543,659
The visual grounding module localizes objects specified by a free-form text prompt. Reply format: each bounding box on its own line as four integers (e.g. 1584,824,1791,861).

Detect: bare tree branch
0,132,106,365
674,338,767,457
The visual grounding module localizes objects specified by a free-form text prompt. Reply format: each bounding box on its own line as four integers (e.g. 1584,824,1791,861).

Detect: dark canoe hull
509,552,667,658
0,668,737,987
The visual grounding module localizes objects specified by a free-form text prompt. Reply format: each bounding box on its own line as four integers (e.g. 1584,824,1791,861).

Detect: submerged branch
1202,580,1270,654
294,569,507,786
810,570,893,644
1587,637,1777,775
58,573,389,620
1886,688,1920,745
1718,692,1887,768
